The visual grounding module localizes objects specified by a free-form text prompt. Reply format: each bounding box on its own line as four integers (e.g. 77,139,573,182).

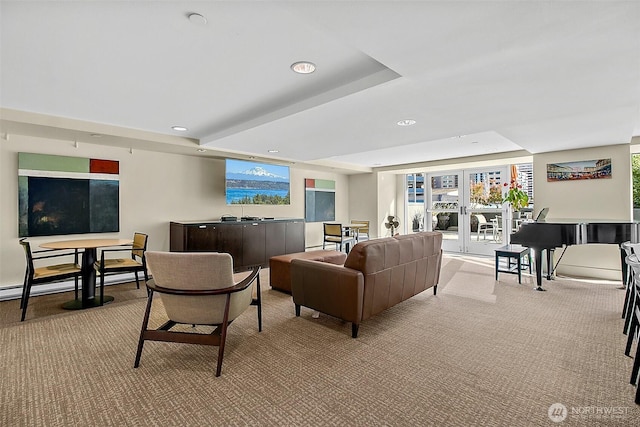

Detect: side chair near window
475,214,494,241
134,252,262,377
94,232,148,304
19,238,82,321
323,223,355,253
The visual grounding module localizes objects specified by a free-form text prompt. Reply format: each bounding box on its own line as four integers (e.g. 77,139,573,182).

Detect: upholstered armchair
134,251,262,376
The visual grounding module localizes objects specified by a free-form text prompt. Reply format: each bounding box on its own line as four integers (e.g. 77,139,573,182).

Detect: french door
426,167,509,256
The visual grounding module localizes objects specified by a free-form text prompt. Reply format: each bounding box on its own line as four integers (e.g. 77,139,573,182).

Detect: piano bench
495,245,532,284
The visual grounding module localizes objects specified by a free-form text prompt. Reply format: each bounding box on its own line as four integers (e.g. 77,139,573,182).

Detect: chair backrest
132,232,148,259
351,220,369,233
19,238,34,277
626,255,640,284
324,223,343,238
145,251,252,325
476,214,487,225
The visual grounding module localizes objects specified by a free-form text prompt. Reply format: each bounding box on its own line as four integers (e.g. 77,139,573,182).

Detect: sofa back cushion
343,232,443,320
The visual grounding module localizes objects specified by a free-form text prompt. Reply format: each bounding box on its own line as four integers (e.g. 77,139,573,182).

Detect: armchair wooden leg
295,304,301,317
433,285,438,295
134,271,140,289
250,274,263,332
216,295,232,377
134,292,154,368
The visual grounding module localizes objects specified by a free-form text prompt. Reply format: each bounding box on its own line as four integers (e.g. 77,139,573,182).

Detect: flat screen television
225,159,290,205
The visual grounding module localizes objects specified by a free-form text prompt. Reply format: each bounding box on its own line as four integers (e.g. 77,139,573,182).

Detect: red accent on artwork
305,178,315,188
90,159,119,174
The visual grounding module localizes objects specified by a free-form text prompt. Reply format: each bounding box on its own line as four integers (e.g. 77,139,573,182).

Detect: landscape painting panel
546,159,611,182
225,159,290,205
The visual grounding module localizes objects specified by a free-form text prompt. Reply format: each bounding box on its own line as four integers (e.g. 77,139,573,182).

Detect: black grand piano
510,208,639,291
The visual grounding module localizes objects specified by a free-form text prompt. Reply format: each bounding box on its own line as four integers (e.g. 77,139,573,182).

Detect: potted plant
502,180,529,212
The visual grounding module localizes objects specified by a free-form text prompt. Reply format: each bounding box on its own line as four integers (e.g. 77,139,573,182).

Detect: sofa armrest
290,259,364,323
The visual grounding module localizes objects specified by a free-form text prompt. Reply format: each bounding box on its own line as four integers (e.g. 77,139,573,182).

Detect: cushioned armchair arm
146,266,260,296
290,259,364,324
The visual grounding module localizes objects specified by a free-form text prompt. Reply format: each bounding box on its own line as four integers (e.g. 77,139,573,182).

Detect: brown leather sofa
291,231,443,338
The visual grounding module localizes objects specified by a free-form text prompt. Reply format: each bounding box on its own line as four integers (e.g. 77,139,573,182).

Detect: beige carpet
1,255,639,426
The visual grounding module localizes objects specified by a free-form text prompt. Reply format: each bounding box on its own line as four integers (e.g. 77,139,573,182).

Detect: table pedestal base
62,296,114,310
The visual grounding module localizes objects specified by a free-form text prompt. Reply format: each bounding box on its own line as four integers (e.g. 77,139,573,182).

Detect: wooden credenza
170,218,305,271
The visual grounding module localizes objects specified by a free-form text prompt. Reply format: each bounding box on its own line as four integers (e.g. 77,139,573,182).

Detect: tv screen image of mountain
225,159,290,205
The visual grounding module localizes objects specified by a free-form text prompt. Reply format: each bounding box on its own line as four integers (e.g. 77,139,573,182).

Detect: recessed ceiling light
268,149,279,153
397,119,416,126
188,13,207,25
291,61,316,74
172,126,188,131
90,133,102,138
197,149,206,152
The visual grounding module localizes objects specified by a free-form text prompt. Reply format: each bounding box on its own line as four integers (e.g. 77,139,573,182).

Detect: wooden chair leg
256,276,262,332
134,271,140,289
215,295,232,377
100,271,105,306
295,304,301,316
20,274,28,309
134,292,154,368
74,276,79,300
351,323,359,338
625,316,638,356
21,281,33,321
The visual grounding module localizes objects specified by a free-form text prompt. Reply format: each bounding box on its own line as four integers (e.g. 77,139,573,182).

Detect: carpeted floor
1,255,639,426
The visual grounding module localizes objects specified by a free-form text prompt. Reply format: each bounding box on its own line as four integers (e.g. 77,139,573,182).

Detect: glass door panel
464,168,508,256
426,167,509,256
427,171,462,253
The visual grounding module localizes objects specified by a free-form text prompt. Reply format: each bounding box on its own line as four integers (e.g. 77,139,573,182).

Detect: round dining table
40,238,132,309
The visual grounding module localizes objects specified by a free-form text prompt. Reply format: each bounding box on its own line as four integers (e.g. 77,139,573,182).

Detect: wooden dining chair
19,238,82,321
350,220,370,241
94,232,148,304
323,223,355,252
135,251,262,376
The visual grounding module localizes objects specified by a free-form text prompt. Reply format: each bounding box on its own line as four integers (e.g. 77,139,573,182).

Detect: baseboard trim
0,273,138,302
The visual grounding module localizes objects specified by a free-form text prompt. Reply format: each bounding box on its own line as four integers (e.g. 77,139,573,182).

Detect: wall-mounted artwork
18,153,119,237
546,158,611,182
305,179,335,222
225,159,290,205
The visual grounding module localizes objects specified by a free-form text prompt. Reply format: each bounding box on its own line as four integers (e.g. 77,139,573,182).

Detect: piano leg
533,249,546,291
546,249,555,281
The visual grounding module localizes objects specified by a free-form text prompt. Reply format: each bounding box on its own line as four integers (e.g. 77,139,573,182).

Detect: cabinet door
242,222,266,268
285,220,306,253
186,225,219,251
265,222,286,258
217,223,243,267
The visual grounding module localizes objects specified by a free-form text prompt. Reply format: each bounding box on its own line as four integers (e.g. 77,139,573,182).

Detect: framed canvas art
18,153,119,237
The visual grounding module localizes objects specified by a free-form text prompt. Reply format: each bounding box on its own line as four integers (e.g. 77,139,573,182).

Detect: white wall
0,135,350,288
348,173,378,238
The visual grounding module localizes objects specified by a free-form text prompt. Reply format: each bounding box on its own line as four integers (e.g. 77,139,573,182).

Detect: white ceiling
1,1,639,173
